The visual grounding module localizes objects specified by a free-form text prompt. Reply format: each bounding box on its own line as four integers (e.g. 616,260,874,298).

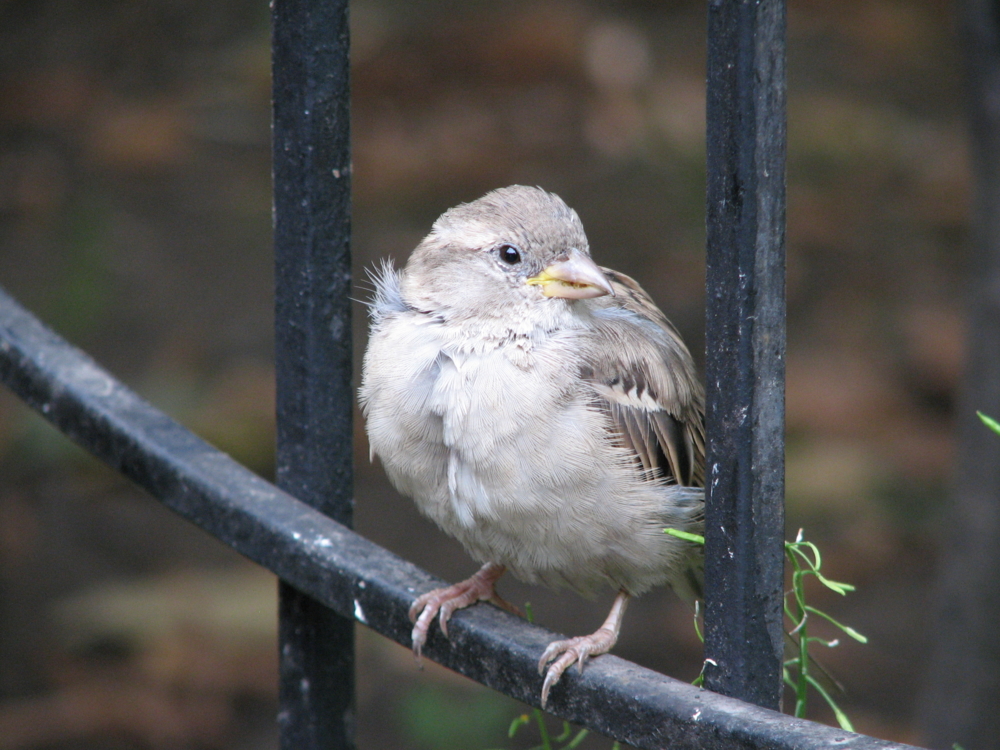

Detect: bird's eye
498,244,521,265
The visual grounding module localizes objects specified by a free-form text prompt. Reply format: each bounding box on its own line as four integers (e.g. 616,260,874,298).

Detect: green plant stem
790,556,809,717
533,708,552,750
667,528,865,732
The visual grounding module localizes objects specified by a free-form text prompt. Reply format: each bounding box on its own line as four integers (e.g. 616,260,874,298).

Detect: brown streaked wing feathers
585,268,706,489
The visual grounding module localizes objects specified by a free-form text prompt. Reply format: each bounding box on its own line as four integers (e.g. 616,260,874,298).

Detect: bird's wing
582,268,705,488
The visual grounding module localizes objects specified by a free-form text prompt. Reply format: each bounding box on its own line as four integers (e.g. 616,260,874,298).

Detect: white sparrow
359,185,705,707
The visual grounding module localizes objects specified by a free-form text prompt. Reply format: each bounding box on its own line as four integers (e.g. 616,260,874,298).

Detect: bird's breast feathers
363,308,596,520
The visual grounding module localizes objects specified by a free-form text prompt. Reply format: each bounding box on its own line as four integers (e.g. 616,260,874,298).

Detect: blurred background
0,0,974,747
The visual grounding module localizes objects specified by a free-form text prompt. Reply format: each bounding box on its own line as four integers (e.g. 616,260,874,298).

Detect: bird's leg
538,589,630,707
408,562,520,661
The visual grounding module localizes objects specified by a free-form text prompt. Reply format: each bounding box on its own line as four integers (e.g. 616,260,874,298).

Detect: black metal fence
0,1,922,748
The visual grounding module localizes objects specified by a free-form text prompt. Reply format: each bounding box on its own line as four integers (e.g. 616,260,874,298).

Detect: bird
359,185,705,707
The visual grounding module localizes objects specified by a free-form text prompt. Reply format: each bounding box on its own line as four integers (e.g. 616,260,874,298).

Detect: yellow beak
526,249,615,300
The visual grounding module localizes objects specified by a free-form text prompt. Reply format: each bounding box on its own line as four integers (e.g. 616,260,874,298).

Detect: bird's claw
409,588,459,663
537,629,618,708
408,590,440,664
407,564,511,661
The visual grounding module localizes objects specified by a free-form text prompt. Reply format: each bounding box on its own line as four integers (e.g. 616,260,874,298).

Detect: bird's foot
536,590,630,708
537,628,618,707
408,562,517,661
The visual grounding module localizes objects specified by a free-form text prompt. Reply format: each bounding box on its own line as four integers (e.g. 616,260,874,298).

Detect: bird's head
400,186,614,322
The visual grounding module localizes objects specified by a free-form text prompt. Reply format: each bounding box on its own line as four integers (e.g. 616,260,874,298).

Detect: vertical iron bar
918,0,1000,745
272,0,354,747
703,0,787,710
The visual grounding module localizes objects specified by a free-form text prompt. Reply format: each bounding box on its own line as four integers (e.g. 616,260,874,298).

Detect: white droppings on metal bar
693,708,702,721
354,599,367,624
73,359,116,397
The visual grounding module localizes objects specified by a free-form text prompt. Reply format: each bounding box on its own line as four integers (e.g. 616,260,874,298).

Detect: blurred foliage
401,686,517,750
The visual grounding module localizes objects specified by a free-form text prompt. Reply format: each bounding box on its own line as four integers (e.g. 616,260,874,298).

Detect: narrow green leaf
554,722,572,743
806,636,841,648
784,539,822,570
804,606,868,643
806,674,855,733
665,528,705,545
978,411,1000,436
801,540,823,570
785,541,820,573
813,571,855,596
509,714,531,738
